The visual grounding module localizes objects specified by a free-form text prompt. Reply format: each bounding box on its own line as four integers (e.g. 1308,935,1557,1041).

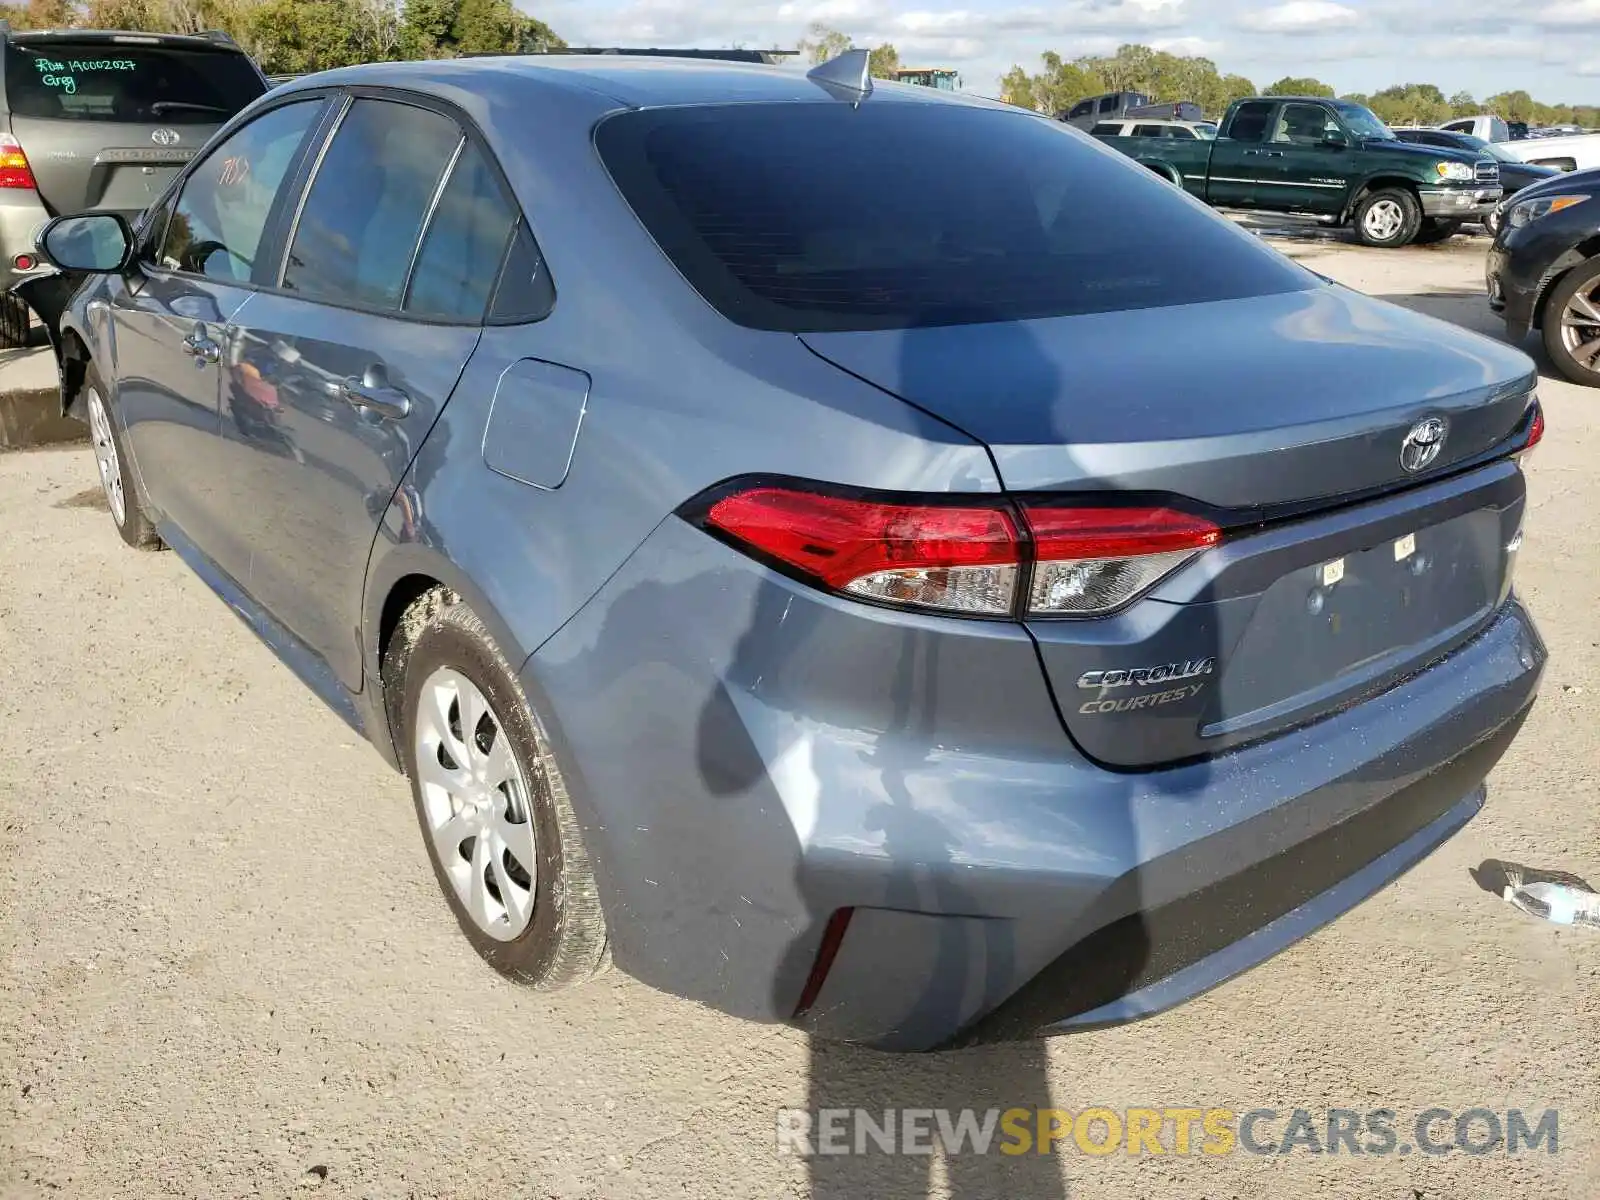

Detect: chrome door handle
340,376,411,419
181,322,220,364
1262,150,1286,158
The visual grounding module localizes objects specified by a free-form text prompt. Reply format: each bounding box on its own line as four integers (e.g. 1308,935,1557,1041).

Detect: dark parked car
0,24,268,344
1060,90,1202,130
27,51,1546,1052
1487,166,1600,385
1392,128,1559,232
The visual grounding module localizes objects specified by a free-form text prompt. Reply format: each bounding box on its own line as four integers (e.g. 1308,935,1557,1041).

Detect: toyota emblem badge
1400,417,1448,473
151,128,180,147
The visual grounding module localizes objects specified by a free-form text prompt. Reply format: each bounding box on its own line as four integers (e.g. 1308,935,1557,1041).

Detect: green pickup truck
1091,95,1502,247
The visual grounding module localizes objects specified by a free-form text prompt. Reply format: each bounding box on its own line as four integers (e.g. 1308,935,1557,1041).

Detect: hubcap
1558,277,1600,373
414,668,538,941
1363,199,1404,241
86,387,125,526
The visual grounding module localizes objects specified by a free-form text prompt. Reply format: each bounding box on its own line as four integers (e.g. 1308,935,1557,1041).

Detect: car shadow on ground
1374,288,1581,385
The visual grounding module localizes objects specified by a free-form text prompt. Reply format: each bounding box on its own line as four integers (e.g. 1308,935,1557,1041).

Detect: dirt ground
2,236,1597,1200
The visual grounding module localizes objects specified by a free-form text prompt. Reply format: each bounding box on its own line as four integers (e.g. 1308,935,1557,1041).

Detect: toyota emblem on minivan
1400,417,1448,472
151,128,180,146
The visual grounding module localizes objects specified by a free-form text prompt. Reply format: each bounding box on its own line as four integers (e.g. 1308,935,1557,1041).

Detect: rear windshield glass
5,42,264,123
596,103,1312,332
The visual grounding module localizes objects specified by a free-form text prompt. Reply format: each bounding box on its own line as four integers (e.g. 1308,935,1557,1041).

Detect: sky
530,0,1600,104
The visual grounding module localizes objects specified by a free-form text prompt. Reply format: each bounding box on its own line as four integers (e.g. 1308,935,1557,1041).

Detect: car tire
1354,187,1423,247
84,366,162,550
1541,259,1600,387
1412,218,1464,245
0,290,29,349
385,589,610,988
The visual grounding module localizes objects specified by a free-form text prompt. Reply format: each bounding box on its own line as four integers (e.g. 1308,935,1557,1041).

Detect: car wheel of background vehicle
0,290,30,349
84,367,162,550
1354,188,1423,247
385,589,610,988
1541,259,1600,387
1412,218,1463,245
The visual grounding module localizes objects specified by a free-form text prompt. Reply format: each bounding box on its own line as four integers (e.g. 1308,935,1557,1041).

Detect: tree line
1001,44,1600,128
0,0,564,75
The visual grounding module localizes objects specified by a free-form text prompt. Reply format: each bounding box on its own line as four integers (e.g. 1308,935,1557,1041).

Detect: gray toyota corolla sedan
28,51,1546,1051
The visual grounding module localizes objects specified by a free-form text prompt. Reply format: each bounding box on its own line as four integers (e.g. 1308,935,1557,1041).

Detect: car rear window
595,103,1311,332
5,41,263,123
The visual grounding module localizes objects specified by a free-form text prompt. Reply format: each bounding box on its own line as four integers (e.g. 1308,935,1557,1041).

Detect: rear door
221,93,510,690
4,37,266,218
1206,100,1276,207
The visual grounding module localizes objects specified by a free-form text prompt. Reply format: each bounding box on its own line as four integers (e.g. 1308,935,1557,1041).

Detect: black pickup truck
1093,95,1502,247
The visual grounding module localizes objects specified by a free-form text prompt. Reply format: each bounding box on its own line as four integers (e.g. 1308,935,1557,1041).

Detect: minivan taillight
694,482,1221,619
0,135,36,190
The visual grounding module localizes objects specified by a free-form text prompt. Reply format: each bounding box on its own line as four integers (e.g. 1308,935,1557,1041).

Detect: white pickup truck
1440,114,1600,172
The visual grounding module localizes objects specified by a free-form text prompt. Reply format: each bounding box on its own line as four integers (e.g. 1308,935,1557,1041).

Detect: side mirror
1322,129,1350,149
37,212,132,272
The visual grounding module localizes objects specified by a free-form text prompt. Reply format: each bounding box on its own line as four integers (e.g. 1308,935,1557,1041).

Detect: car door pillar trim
276,93,353,290
401,135,466,310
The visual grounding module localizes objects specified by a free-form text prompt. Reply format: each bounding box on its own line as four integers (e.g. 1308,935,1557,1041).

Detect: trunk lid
799,284,1535,510
4,36,266,217
802,284,1538,768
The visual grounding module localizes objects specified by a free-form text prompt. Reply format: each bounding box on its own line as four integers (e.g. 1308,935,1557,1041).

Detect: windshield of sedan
1332,102,1395,141
596,103,1312,332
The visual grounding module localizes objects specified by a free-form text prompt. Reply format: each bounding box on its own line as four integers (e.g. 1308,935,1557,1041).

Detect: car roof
6,28,244,52
269,54,1013,114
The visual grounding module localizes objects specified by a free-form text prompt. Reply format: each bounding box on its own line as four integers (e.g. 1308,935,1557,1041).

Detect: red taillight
705,486,1020,615
1526,404,1544,452
0,134,35,191
698,483,1222,619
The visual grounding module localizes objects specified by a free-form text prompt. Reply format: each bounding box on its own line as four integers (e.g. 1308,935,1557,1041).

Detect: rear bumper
1419,186,1501,219
524,517,1545,1051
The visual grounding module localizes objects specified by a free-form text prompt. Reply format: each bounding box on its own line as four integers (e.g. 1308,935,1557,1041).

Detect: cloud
1150,34,1227,56
1533,0,1600,25
1250,1,1360,31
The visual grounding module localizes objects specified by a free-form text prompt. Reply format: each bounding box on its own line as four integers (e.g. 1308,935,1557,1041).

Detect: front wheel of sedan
1542,259,1600,387
386,590,609,987
84,367,161,550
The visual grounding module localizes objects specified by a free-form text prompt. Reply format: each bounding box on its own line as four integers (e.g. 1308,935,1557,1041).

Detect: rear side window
596,103,1311,333
5,41,263,123
404,140,519,321
283,98,460,311
1089,122,1122,135
1227,101,1274,143
1492,117,1509,142
1098,96,1119,113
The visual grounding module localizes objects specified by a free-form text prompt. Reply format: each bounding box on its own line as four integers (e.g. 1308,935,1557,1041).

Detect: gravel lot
2,238,1597,1200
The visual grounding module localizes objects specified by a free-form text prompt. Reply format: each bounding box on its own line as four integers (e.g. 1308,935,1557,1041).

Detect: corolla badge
1400,416,1448,473
151,128,180,147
